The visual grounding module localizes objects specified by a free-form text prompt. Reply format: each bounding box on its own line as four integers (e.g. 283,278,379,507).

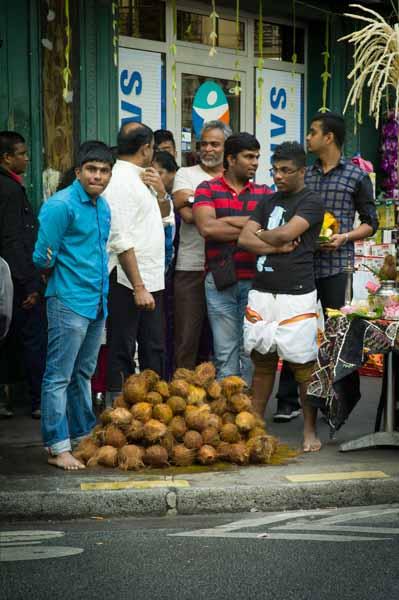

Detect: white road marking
0,531,64,543
1,546,83,562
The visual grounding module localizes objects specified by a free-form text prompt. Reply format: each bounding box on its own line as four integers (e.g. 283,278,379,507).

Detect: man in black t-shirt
239,142,324,452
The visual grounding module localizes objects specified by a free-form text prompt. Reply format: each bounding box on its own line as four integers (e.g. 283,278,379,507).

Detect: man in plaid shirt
275,112,378,427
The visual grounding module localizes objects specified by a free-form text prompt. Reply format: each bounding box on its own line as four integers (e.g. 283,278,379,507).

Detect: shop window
255,21,305,63
177,11,245,50
118,0,166,41
40,0,80,197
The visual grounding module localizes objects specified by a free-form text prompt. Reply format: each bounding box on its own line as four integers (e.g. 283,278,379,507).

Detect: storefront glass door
177,65,245,166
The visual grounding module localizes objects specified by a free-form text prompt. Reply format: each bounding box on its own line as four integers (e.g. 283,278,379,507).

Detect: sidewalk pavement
1,376,398,522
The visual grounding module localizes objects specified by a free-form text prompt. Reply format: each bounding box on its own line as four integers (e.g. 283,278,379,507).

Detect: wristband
255,228,263,238
343,233,349,245
133,283,145,290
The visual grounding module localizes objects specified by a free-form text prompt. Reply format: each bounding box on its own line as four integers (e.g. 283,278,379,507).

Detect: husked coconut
227,442,250,465
160,430,175,456
123,375,149,404
210,397,227,415
220,423,240,443
221,375,246,399
201,426,220,447
235,411,256,433
172,444,196,466
207,413,222,431
169,379,190,398
88,445,118,467
184,430,203,450
185,408,209,432
168,415,187,440
130,402,152,422
186,384,207,405
207,380,222,399
72,437,98,463
198,444,217,465
104,424,127,448
167,395,186,414
248,426,267,439
193,362,216,387
143,419,167,443
154,380,170,398
222,412,236,425
109,407,132,430
140,369,160,389
217,441,232,461
112,394,130,410
246,435,275,464
228,393,252,413
126,419,144,442
100,407,113,426
143,444,169,467
152,403,173,424
118,445,145,470
146,391,163,406
173,368,195,383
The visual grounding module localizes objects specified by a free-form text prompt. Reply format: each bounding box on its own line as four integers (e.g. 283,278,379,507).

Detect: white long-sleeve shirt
104,159,165,293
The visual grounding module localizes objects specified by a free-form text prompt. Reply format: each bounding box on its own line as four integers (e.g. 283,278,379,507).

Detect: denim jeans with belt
41,297,104,455
205,272,253,386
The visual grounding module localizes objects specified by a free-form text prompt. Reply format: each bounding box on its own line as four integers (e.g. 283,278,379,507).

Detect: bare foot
48,451,86,470
303,435,322,453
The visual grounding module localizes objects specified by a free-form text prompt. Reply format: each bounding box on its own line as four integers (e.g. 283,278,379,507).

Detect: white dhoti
243,289,319,364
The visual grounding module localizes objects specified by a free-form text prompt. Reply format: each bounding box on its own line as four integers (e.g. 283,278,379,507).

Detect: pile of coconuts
73,363,279,471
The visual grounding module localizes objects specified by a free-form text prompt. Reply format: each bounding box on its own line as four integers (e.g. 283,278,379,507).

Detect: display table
307,316,399,451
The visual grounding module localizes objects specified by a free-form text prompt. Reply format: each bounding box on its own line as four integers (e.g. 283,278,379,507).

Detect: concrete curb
2,477,399,521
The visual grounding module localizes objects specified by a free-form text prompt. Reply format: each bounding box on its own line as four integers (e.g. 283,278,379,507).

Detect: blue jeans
41,297,104,454
205,273,253,386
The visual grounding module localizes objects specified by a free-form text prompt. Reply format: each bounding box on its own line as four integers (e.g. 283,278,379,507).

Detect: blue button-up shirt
33,179,111,319
306,157,378,279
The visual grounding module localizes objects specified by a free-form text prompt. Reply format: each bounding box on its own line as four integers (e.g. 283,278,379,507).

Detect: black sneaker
273,405,301,423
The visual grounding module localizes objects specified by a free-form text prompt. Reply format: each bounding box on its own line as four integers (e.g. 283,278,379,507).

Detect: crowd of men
0,111,377,469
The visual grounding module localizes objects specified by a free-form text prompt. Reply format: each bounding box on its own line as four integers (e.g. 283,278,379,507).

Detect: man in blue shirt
33,141,113,470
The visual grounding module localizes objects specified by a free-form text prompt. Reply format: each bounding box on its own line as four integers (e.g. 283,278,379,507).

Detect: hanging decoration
319,15,331,113
209,0,219,57
291,0,297,73
380,112,399,198
231,0,242,96
340,4,399,128
62,0,72,103
170,0,177,108
256,0,264,120
112,2,118,68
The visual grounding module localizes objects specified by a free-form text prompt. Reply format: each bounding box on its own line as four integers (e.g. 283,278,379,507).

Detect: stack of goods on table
74,363,288,471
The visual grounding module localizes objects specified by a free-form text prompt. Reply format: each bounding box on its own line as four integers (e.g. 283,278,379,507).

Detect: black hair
310,112,346,149
223,132,260,170
271,141,306,169
117,123,153,155
154,129,176,149
153,150,178,173
0,131,25,159
76,140,114,168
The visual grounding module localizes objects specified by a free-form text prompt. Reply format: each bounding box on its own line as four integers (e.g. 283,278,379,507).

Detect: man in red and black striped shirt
193,133,272,386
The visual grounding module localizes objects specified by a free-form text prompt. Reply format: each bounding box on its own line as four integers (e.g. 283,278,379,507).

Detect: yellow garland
209,0,219,57
112,2,118,68
231,0,241,96
256,0,264,120
319,15,331,113
170,0,177,107
62,0,72,102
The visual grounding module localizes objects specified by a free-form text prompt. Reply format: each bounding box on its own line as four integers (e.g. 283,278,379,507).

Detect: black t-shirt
250,187,324,294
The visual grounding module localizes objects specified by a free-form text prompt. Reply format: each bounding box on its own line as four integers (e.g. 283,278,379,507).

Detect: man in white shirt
104,123,169,397
172,120,232,370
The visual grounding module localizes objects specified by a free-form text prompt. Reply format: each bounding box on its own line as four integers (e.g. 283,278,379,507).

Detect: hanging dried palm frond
340,4,399,127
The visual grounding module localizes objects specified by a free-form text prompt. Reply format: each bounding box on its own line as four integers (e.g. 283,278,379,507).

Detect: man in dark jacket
0,131,46,418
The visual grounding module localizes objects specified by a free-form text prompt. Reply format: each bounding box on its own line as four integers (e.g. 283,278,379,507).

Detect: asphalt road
2,505,399,600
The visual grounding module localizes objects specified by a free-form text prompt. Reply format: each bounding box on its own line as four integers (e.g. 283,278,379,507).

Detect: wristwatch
187,195,195,205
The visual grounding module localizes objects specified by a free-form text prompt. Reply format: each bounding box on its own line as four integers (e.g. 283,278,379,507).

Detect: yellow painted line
80,479,190,491
285,471,389,483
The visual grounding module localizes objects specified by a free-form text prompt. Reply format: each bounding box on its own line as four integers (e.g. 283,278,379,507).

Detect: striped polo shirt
193,176,272,280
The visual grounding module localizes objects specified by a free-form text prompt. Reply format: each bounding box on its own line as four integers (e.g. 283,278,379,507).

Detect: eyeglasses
269,167,300,176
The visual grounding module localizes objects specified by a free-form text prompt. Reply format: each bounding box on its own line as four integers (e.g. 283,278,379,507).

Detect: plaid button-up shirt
305,157,378,279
